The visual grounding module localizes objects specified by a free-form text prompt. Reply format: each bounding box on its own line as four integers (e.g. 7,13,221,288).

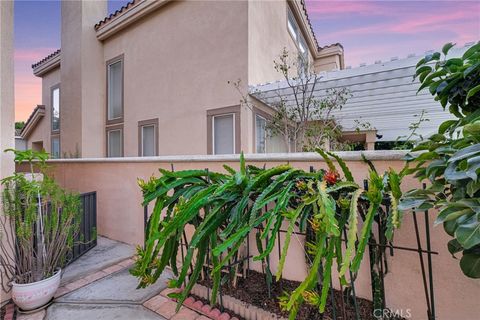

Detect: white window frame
212,113,235,155
107,128,123,157
140,124,156,157
255,114,267,154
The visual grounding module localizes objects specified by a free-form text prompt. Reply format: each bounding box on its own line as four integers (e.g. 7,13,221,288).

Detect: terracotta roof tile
31,49,61,69
320,42,344,50
94,0,139,30
299,0,343,52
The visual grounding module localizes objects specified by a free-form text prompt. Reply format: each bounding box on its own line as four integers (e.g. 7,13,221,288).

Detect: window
287,9,298,41
255,115,267,153
299,36,307,55
107,128,123,157
51,86,60,132
213,114,234,154
287,7,309,72
51,137,60,159
107,57,123,122
138,119,158,156
141,126,155,156
207,106,240,155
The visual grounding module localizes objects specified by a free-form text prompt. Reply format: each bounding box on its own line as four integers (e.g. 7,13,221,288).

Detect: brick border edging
143,287,239,320
144,284,286,320
191,284,287,320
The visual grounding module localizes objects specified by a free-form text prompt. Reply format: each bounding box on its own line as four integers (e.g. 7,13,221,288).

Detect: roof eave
21,106,46,139
95,0,170,41
289,0,319,57
33,54,61,77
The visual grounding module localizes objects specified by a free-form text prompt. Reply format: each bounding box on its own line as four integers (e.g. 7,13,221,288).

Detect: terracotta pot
12,269,61,311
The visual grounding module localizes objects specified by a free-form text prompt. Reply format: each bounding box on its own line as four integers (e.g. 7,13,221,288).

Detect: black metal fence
66,191,97,265
143,166,437,320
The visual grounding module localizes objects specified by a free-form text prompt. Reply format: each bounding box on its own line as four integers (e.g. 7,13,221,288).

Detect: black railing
67,191,97,265
143,165,437,320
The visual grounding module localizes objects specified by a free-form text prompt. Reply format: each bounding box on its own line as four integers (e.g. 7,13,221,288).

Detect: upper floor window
138,119,158,157
287,9,298,42
213,114,234,155
255,115,267,153
51,136,60,159
107,127,123,157
287,7,308,71
51,86,60,132
107,56,123,122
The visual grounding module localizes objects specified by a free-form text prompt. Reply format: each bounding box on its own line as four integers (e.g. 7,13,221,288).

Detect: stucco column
0,0,15,304
61,0,107,157
365,130,377,150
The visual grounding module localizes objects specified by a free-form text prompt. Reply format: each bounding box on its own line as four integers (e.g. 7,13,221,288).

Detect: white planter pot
12,269,61,311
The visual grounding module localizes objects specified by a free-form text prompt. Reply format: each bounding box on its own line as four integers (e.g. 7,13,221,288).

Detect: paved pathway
61,236,135,284
13,237,235,320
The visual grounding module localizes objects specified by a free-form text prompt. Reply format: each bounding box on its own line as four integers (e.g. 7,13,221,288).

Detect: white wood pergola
250,44,474,142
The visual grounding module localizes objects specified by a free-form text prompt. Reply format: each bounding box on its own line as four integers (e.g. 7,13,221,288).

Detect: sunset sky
14,0,480,121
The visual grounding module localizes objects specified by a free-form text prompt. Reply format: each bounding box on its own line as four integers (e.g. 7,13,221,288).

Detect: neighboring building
15,128,27,151
21,0,344,158
252,43,475,149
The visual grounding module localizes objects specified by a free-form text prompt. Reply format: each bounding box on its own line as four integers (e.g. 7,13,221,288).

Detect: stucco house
20,0,344,158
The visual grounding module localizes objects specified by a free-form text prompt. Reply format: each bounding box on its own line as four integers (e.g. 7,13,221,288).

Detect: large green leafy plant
400,42,480,278
132,151,403,318
0,149,81,289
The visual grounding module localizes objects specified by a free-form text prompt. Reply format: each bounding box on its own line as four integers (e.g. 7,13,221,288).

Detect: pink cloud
15,77,41,122
305,0,385,15
389,11,474,33
14,47,58,62
326,10,477,38
14,49,55,121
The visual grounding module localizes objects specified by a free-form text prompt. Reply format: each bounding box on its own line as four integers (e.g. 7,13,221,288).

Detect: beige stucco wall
247,0,311,86
60,0,107,158
80,0,107,158
30,0,345,158
20,151,480,319
25,67,61,152
60,0,83,157
24,67,60,152
25,117,48,151
101,0,249,156
314,54,342,73
0,0,14,304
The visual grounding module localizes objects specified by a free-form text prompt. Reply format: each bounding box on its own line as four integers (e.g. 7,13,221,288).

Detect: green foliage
0,149,81,287
132,151,404,317
398,42,480,278
15,121,25,131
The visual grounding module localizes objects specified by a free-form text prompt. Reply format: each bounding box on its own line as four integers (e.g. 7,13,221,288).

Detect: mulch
198,269,376,320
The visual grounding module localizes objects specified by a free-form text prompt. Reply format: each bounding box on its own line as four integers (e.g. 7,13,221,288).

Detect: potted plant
0,149,81,311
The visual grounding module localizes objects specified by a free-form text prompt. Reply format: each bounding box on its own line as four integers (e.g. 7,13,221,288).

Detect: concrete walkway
16,237,235,320
17,237,169,320
61,236,135,284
